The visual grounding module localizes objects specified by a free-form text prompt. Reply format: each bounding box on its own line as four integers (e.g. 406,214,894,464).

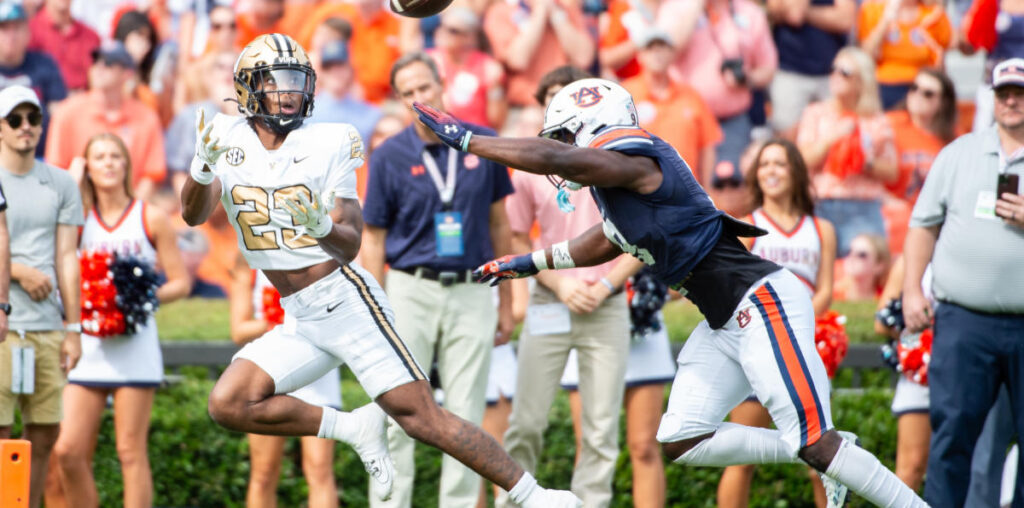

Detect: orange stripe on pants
753,287,824,446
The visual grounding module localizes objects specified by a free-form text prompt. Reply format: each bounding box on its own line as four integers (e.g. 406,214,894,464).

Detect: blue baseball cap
320,40,350,66
0,1,27,23
91,40,137,70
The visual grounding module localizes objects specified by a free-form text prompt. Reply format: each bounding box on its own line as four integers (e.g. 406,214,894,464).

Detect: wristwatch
65,322,81,333
0,303,11,315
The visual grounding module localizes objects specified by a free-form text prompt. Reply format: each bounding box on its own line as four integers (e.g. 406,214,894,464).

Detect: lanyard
422,147,459,208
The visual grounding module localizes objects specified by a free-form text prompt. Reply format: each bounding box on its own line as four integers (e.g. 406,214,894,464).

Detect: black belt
397,267,475,287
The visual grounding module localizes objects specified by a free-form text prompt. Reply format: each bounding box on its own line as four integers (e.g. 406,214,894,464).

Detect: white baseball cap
993,58,1024,90
0,85,41,118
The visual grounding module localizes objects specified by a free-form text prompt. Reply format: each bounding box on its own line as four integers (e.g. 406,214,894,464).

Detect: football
389,0,454,18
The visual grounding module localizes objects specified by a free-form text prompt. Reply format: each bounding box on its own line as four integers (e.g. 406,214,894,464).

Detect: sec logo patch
225,147,245,166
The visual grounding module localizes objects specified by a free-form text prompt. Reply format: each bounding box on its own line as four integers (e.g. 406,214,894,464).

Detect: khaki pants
498,286,629,508
371,269,497,508
0,330,65,425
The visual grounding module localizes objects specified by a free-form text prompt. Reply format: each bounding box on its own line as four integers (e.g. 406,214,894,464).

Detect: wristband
552,240,576,269
65,322,82,333
189,156,216,185
599,277,616,292
531,249,549,271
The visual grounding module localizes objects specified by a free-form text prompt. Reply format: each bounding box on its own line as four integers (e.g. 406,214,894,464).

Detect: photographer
658,0,776,214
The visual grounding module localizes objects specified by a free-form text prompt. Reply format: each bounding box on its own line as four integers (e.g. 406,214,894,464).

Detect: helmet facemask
237,64,316,135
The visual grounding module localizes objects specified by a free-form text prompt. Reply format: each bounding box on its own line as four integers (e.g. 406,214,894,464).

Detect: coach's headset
234,33,316,136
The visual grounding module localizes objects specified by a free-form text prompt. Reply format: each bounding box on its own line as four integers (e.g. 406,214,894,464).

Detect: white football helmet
539,78,639,149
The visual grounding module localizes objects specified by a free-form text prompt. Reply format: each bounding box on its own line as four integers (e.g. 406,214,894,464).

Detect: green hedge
87,297,893,506
41,367,898,508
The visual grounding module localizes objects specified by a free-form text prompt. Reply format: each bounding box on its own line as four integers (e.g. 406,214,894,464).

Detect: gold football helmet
234,33,316,134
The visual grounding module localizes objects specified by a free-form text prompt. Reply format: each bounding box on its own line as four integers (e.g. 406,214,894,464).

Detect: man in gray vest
904,57,1024,508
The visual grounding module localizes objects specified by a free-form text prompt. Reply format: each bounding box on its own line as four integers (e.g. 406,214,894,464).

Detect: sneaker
819,431,861,508
521,488,582,508
352,403,394,502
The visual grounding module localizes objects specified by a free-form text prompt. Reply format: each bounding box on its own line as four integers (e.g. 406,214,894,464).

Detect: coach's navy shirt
364,124,514,272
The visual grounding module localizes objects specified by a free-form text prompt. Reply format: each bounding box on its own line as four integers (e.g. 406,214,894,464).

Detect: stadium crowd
0,0,1021,506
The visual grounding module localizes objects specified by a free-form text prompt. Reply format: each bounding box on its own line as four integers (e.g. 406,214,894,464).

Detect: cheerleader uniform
890,265,933,416
253,271,342,409
70,200,162,388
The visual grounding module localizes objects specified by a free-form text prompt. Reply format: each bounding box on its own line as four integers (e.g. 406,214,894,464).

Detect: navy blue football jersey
586,127,779,328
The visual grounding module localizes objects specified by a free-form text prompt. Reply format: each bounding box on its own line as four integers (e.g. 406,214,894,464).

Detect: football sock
824,438,928,507
317,406,360,443
674,423,802,467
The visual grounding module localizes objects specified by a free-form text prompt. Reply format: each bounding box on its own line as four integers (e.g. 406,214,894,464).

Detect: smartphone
998,173,1020,198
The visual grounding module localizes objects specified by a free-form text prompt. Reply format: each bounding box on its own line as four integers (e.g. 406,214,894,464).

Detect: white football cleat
352,403,394,501
521,488,582,508
819,430,862,508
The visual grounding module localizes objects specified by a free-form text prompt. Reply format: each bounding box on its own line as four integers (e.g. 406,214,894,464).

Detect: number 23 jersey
206,113,364,270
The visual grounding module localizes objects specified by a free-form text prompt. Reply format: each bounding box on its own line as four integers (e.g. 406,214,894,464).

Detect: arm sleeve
362,146,392,228
325,125,364,200
909,141,955,228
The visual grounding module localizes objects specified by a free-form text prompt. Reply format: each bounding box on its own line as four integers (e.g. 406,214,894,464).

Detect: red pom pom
262,286,285,327
79,250,126,338
897,328,932,385
814,311,850,378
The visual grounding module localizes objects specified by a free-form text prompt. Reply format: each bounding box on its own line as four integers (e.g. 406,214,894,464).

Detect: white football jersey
205,113,364,270
749,209,822,294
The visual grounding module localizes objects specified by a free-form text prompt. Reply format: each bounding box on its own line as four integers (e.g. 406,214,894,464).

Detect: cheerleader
718,139,838,508
229,253,343,508
53,133,190,508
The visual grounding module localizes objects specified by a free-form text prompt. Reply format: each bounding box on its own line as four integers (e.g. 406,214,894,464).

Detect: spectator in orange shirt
297,0,402,104
622,28,721,186
598,0,667,79
429,7,507,129
858,0,952,109
882,68,956,255
46,41,166,202
235,0,305,46
797,47,898,257
484,0,594,106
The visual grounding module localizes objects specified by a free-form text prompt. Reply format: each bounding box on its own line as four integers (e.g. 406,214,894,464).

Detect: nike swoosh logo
326,301,343,313
294,156,309,163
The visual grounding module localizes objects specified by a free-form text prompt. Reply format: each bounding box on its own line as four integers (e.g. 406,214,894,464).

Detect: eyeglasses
4,110,42,129
831,66,854,79
910,82,938,100
211,21,236,31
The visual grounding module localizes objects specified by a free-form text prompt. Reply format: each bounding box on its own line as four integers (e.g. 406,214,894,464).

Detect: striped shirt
910,127,1024,313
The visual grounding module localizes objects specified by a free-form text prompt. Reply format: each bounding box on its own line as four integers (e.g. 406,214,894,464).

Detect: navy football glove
413,102,472,152
473,254,540,286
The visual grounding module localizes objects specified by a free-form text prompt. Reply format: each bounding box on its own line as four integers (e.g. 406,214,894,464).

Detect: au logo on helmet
570,87,603,108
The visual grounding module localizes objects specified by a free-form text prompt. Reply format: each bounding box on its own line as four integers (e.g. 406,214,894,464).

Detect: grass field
155,297,883,344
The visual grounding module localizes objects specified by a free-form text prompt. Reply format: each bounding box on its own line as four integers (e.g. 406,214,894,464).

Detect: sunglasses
211,21,236,31
910,83,938,100
831,66,854,79
4,110,42,129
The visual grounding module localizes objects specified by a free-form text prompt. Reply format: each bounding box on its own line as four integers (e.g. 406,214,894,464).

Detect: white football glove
191,109,229,185
282,191,336,239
